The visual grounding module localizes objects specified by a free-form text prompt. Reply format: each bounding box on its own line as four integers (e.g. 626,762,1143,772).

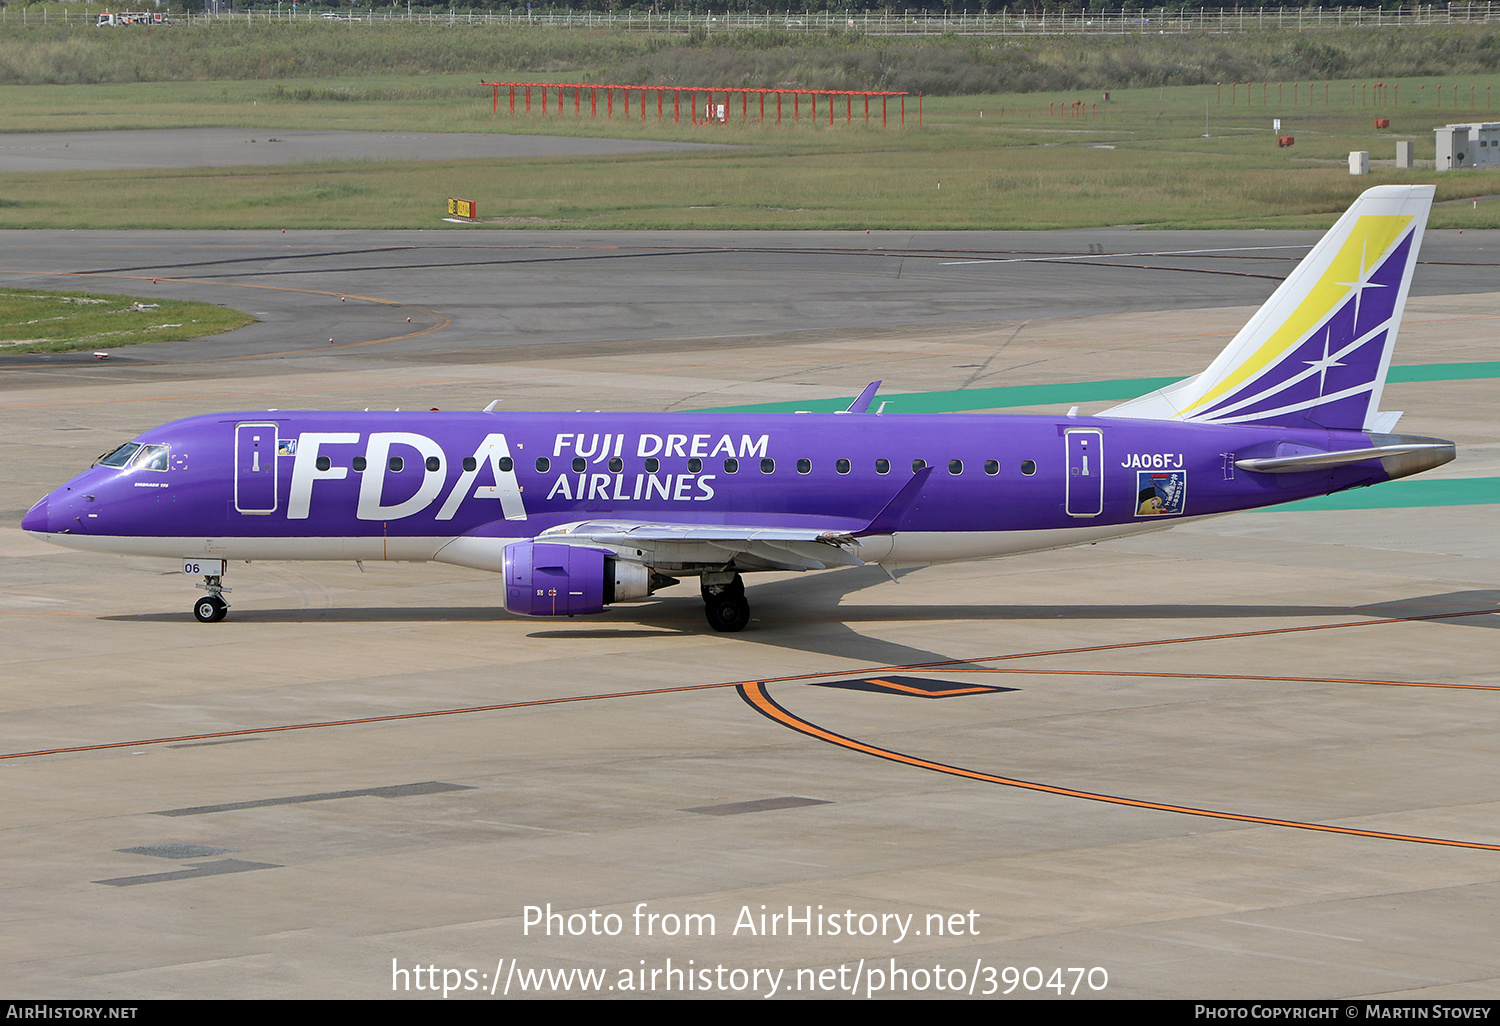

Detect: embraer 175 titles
23,186,1454,632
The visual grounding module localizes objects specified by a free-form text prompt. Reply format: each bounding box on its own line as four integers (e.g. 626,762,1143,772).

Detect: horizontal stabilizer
1235,442,1451,474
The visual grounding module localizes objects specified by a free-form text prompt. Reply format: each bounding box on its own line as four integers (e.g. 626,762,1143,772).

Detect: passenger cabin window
948,459,963,475
760,458,775,474
645,457,660,473
609,457,623,473
464,456,479,472
723,458,739,474
572,457,586,473
425,456,441,472
497,456,511,473
315,456,332,472
875,459,890,475
912,459,927,473
687,458,702,474
984,460,1000,475
353,456,368,472
389,456,404,472
796,458,811,474
836,459,851,475
535,457,550,473
1021,459,1036,476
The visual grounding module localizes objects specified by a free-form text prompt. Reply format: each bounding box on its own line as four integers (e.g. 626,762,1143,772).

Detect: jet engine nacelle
502,541,652,617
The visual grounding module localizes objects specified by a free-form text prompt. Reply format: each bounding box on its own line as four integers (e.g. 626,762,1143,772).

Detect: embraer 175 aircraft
22,185,1455,631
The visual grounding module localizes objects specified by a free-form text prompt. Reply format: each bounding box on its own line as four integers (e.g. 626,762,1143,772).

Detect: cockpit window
95,443,141,468
131,444,170,472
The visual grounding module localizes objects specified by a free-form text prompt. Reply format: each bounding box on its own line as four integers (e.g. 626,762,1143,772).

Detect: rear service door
1065,428,1103,518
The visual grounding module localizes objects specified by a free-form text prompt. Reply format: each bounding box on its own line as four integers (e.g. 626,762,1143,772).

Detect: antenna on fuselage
484,400,501,412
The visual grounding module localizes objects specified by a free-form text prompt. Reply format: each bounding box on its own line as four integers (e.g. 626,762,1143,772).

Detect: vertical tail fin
1102,184,1433,432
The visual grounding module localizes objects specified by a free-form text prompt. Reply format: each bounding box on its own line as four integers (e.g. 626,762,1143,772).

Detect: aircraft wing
436,466,931,574
537,520,866,571
530,466,933,572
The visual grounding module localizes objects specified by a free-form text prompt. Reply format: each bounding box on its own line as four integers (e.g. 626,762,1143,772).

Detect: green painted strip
699,361,1500,415
1389,361,1500,383
1275,477,1500,512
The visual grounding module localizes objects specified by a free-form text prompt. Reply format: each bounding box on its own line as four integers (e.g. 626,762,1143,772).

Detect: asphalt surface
0,225,1495,371
2,226,1500,1000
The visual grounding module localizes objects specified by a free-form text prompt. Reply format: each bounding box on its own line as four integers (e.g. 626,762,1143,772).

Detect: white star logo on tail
1303,326,1346,396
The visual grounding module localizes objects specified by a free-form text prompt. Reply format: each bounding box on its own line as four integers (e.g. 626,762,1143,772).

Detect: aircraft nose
21,495,49,533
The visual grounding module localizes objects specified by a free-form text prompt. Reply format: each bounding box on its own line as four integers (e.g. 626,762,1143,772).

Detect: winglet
843,381,882,414
855,465,933,537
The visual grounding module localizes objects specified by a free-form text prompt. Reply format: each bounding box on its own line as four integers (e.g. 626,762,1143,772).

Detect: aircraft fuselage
25,409,1407,567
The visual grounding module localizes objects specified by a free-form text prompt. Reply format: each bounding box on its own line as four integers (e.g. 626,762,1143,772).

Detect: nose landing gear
193,592,228,623
190,565,231,623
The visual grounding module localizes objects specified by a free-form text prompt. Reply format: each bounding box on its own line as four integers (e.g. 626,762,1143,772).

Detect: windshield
95,443,141,468
93,442,169,471
131,444,170,471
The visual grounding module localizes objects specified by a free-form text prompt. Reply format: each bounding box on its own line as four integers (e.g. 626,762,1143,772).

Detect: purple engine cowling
503,542,609,616
503,541,654,617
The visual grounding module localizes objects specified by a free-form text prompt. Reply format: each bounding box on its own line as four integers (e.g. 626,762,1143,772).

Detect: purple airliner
22,186,1453,631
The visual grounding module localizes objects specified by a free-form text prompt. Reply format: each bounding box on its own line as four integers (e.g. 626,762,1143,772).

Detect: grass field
0,23,1496,230
0,287,255,353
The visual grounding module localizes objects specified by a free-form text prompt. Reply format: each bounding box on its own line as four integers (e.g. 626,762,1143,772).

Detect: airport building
1435,122,1500,170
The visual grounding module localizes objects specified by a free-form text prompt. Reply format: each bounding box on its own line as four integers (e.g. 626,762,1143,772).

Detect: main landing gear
701,573,749,633
192,573,230,623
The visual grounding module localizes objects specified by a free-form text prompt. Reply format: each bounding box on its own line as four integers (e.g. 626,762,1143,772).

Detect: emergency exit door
1065,428,1103,518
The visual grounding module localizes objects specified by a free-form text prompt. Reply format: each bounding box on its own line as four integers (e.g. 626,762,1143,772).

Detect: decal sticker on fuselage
1136,470,1187,516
